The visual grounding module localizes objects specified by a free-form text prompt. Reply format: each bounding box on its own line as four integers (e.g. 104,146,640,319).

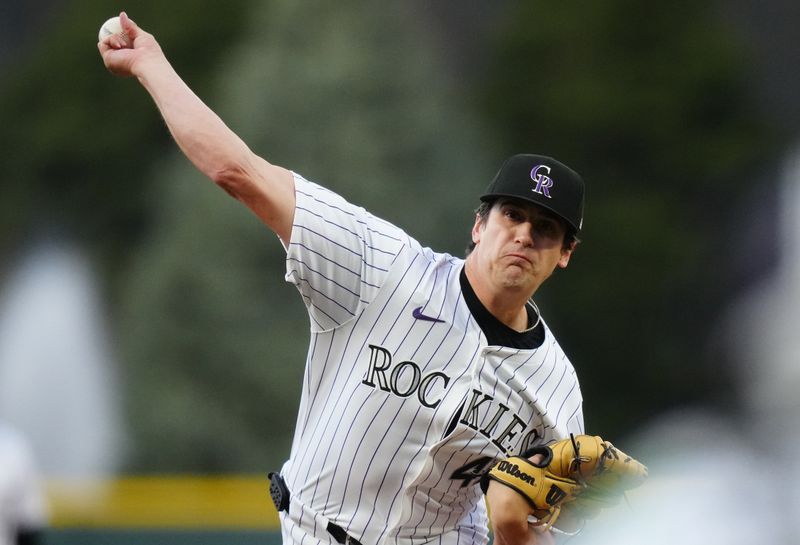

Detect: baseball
98,16,130,45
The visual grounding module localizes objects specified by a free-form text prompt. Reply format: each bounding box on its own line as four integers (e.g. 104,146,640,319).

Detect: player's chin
498,272,534,291
506,259,537,275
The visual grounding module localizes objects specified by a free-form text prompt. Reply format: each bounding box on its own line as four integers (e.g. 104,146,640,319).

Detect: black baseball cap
480,154,585,232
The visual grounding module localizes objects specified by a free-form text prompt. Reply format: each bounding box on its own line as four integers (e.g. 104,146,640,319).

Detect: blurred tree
479,1,781,435
0,0,254,293
117,0,497,471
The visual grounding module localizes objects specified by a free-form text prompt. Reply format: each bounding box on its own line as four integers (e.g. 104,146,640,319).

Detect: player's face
470,199,574,296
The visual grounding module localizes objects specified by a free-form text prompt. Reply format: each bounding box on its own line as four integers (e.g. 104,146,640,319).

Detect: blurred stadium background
1,0,798,543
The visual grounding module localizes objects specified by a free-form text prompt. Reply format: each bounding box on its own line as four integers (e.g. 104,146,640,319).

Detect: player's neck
464,258,532,332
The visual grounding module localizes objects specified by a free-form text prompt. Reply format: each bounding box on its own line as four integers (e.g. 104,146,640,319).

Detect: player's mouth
504,252,532,265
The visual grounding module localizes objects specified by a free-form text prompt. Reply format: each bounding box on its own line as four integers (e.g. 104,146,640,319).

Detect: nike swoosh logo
412,306,446,323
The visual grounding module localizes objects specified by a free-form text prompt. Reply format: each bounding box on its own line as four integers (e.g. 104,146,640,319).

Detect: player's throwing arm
97,11,296,243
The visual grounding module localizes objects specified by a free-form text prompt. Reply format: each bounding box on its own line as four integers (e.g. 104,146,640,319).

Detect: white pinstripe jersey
279,173,584,545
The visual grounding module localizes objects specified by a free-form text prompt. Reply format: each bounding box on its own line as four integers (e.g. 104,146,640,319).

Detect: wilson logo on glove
496,461,536,485
545,484,568,506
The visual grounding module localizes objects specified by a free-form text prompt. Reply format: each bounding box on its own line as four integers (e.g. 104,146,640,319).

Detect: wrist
131,48,170,80
135,54,177,92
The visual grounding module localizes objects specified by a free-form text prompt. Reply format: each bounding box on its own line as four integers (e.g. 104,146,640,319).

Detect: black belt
326,522,363,545
268,472,363,545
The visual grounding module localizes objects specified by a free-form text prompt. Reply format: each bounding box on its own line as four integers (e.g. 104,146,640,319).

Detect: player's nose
513,221,534,247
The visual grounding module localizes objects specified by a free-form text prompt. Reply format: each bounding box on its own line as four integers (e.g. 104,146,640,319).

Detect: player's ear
557,240,577,268
471,213,484,245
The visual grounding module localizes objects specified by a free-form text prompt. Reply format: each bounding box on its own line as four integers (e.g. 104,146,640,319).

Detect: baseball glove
547,434,648,522
481,434,647,531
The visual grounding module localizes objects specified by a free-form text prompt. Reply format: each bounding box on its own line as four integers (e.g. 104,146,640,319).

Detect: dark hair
465,199,579,256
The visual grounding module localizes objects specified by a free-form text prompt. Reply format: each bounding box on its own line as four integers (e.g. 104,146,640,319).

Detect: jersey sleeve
285,173,409,331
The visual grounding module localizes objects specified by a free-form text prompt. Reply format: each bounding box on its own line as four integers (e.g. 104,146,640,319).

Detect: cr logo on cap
530,165,553,198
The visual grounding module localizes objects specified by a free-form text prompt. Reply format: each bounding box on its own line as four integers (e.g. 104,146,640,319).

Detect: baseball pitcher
98,12,645,545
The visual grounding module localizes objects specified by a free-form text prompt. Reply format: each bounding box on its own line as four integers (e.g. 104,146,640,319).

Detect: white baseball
98,16,131,45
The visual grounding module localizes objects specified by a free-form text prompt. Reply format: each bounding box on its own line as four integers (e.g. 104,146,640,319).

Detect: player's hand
98,12,165,78
486,453,555,545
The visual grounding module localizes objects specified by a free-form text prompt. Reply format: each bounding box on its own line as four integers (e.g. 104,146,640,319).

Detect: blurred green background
1,0,798,541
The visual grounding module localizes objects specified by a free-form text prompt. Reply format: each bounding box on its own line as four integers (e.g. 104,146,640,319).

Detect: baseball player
99,13,587,545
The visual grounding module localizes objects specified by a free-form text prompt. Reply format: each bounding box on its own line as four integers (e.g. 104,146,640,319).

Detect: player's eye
503,207,523,222
533,220,559,238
